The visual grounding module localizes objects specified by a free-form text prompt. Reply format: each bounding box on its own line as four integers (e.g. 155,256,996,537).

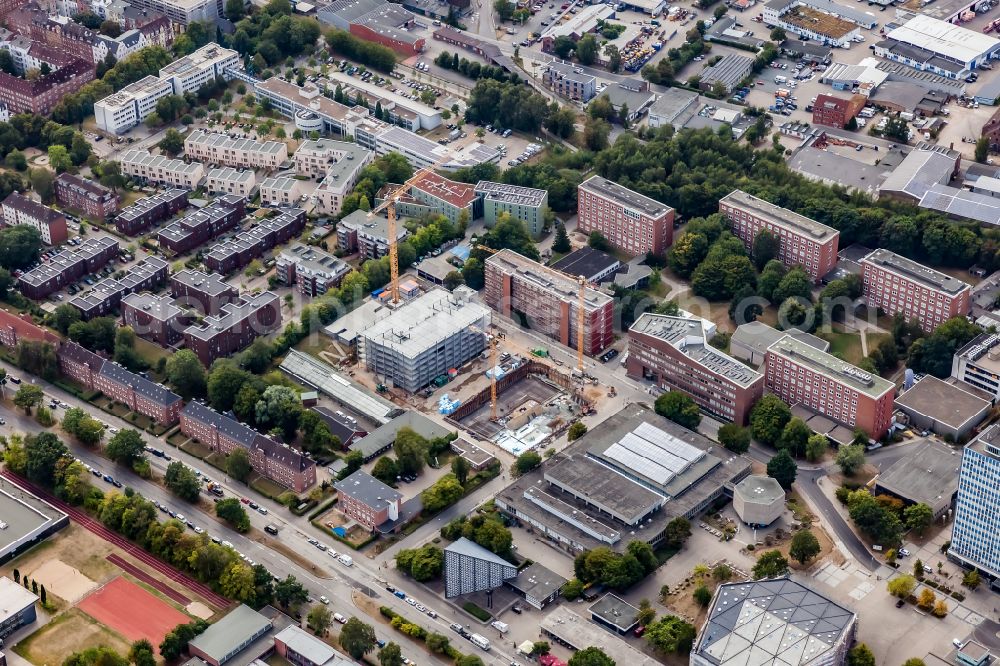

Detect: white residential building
120,149,206,189
184,130,288,169
159,43,241,94
206,168,256,198
294,139,373,215
259,176,303,207
94,74,174,134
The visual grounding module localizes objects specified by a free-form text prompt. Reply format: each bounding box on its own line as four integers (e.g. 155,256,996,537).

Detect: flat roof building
443,537,518,598
550,247,621,285
114,188,188,236
187,605,271,666
121,292,188,347
350,410,451,461
203,207,306,274
895,376,990,440
766,335,896,439
732,475,785,526
94,74,174,134
280,350,398,426
337,209,409,260
577,175,674,256
18,236,120,299
719,190,839,281
185,130,287,170
877,15,1000,78
157,194,245,255
860,248,970,332
159,43,240,95
474,181,548,238
949,424,1000,580
0,475,69,565
691,578,857,666
627,313,764,425
206,168,257,198
400,171,479,227
325,71,441,130
504,562,566,610
121,149,205,189
361,287,489,393
730,321,829,367
538,606,663,666
542,60,597,103
276,242,350,297
874,438,960,519
485,249,614,356
273,626,353,666
170,268,238,316
589,594,639,635
183,291,281,367
0,576,38,640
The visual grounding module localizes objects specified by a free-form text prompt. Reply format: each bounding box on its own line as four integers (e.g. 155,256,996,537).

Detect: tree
664,517,691,549
64,647,129,666
255,385,302,440
902,661,927,666
588,231,611,252
836,444,866,476
307,605,333,635
337,450,364,480
62,407,104,446
583,117,610,151
751,229,779,271
220,561,256,603
568,647,615,666
576,34,598,66
637,599,656,627
512,450,542,476
129,640,156,666
627,540,658,574
24,432,68,486
567,421,588,441
105,429,145,466
14,384,43,414
645,615,696,655
654,391,701,430
976,136,990,163
450,455,471,485
887,574,916,598
339,617,376,659
164,461,201,502
420,474,464,513
668,232,710,278
226,447,252,482
772,267,812,305
769,26,786,41
216,498,250,532
396,545,444,581
48,145,72,172
718,423,750,454
166,350,206,400
531,642,551,656
693,584,712,606
553,221,571,253
370,456,399,486
379,643,404,666
275,575,309,608
752,550,789,579
393,426,428,477
750,394,792,445
903,503,934,535
778,418,811,457
0,225,42,269
767,450,796,489
847,644,876,666
805,434,828,462
5,149,26,171
963,569,981,590
789,529,820,565
225,0,246,20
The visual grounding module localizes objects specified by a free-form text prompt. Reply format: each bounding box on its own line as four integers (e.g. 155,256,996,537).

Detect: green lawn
817,330,864,366
180,439,212,459
250,474,288,500
132,336,170,371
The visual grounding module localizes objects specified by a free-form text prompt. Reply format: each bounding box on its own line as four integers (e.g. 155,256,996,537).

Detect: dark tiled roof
59,340,105,369
99,361,181,407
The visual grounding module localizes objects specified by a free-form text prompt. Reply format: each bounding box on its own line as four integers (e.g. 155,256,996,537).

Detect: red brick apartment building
58,341,183,424
121,292,188,347
765,335,896,439
719,189,839,281
55,173,118,221
169,269,238,316
1,192,68,245
577,175,674,256
333,470,403,532
485,249,613,356
0,308,59,349
180,401,316,492
182,292,281,367
114,189,189,236
812,93,865,128
860,248,971,333
18,236,120,300
0,59,94,116
156,194,244,255
627,313,764,424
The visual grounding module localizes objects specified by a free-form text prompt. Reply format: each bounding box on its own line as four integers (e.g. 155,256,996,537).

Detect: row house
121,292,188,347
68,256,168,319
202,207,305,274
183,130,288,170
120,149,206,190
113,188,188,236
169,268,237,316
180,401,316,491
156,194,244,255
18,236,119,299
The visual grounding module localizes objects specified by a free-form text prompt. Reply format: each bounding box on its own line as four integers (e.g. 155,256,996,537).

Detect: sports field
79,576,189,645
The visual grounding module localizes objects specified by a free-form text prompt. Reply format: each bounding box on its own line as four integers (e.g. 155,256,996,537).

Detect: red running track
106,554,191,606
1,471,230,610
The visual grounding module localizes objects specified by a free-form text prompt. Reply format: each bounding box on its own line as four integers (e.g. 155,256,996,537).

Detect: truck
470,634,491,651
338,554,354,566
206,482,224,497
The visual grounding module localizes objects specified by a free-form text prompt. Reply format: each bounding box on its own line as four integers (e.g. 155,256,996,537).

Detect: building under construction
361,286,491,392
484,249,614,357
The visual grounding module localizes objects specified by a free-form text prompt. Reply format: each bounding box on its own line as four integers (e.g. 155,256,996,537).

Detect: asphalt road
0,369,520,666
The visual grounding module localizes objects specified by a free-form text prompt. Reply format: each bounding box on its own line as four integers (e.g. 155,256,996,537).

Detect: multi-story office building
120,149,206,189
58,341,182,424
719,189,839,281
118,0,220,25
362,288,490,393
259,176,303,207
332,470,403,531
474,181,548,238
400,171,479,226
54,173,118,220
542,60,597,102
324,71,441,130
627,313,764,425
113,188,188,236
485,249,614,356
860,248,971,332
293,140,373,215
18,236,119,299
276,243,351,297
158,43,240,94
203,208,306,274
156,194,244,255
205,168,256,198
170,268,237,315
443,537,518,598
184,130,287,170
954,333,1000,401
121,292,187,346
765,335,895,439
577,175,674,256
180,401,316,491
68,256,168,320
94,75,173,134
337,209,409,259
183,291,281,366
950,424,1000,583
253,77,369,138
1,192,67,245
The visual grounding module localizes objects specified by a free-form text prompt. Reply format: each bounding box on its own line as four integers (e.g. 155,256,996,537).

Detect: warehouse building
362,287,490,393
699,54,754,94
0,476,68,565
874,439,960,519
895,376,990,440
876,14,1000,78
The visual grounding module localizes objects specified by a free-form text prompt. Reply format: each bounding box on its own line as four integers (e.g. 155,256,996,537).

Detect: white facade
94,75,174,135
120,149,206,189
159,43,240,94
294,139,373,216
206,168,256,198
259,176,303,207
184,130,288,169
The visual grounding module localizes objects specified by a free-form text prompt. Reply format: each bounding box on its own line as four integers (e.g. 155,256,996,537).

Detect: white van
470,634,491,651
338,554,354,566
334,613,348,624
